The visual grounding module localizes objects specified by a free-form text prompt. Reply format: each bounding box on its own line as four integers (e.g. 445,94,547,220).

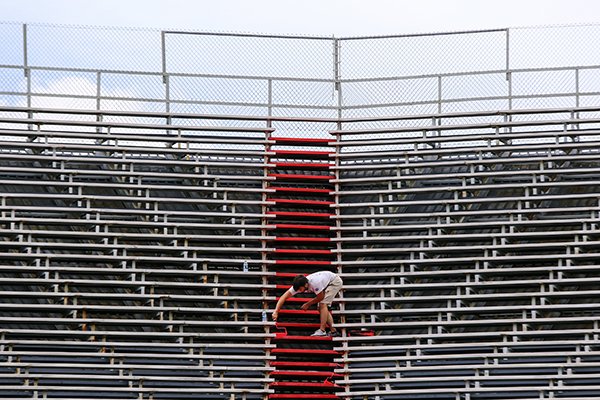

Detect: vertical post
96,72,102,137
267,78,273,128
22,24,29,78
505,28,510,74
334,37,342,119
507,71,513,110
164,74,171,113
333,37,340,90
437,76,443,114
505,29,512,111
164,74,172,139
23,24,32,117
96,72,102,112
161,31,167,84
575,68,580,108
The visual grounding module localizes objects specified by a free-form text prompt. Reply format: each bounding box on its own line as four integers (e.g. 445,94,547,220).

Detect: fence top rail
3,104,600,126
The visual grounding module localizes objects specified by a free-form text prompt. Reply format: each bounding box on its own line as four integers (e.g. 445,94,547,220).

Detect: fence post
22,24,28,78
575,68,580,108
23,23,32,129
267,78,273,127
161,31,167,84
437,76,443,114
334,37,342,118
505,28,510,77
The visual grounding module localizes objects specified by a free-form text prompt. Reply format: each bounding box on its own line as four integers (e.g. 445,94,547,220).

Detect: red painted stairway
266,135,342,400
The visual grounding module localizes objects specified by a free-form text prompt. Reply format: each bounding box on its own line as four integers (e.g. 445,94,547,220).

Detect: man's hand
300,302,311,311
272,311,278,321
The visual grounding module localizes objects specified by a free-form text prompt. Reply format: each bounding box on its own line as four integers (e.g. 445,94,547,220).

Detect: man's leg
318,303,329,331
325,308,338,333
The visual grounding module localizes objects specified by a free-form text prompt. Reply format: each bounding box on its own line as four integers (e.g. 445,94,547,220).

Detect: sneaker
311,329,327,336
328,330,341,337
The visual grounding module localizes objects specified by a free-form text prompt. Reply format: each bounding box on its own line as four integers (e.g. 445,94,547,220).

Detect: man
272,270,343,336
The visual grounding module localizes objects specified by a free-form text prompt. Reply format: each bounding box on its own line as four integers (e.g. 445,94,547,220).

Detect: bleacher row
0,106,599,399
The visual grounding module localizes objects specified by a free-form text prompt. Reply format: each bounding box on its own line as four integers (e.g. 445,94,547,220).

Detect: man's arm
272,288,293,321
301,291,325,311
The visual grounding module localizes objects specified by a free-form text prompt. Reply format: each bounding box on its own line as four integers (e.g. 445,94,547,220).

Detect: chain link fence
2,21,600,133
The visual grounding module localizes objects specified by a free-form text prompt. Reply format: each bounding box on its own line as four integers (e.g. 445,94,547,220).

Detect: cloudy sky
1,0,599,36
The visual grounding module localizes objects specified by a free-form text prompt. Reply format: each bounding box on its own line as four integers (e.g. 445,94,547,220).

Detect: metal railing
2,22,600,134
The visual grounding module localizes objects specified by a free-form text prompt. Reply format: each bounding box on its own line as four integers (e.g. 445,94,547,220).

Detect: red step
275,322,322,329
273,249,332,255
275,285,328,290
268,211,333,218
275,297,311,303
270,381,340,388
350,329,376,337
273,150,333,156
271,370,342,378
274,333,332,341
269,173,333,181
275,224,332,231
270,137,335,144
275,260,332,266
271,348,341,356
277,309,320,316
273,237,331,243
275,272,305,278
273,162,332,169
271,361,342,369
270,187,332,194
269,395,339,399
268,198,334,206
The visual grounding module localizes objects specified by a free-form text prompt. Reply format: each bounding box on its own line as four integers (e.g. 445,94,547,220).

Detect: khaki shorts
320,275,343,305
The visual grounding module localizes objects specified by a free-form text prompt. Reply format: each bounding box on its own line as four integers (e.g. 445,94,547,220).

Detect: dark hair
292,275,308,290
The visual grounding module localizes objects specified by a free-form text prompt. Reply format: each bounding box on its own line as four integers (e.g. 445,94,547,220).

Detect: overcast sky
1,0,599,36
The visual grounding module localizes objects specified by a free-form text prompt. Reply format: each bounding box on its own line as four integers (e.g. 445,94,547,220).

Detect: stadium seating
1,103,600,400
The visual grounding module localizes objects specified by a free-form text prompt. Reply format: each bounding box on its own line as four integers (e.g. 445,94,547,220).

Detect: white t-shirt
289,271,337,296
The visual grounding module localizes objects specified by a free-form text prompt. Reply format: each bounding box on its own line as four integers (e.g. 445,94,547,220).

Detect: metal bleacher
0,108,277,399
1,103,600,399
331,107,600,399
2,22,600,400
